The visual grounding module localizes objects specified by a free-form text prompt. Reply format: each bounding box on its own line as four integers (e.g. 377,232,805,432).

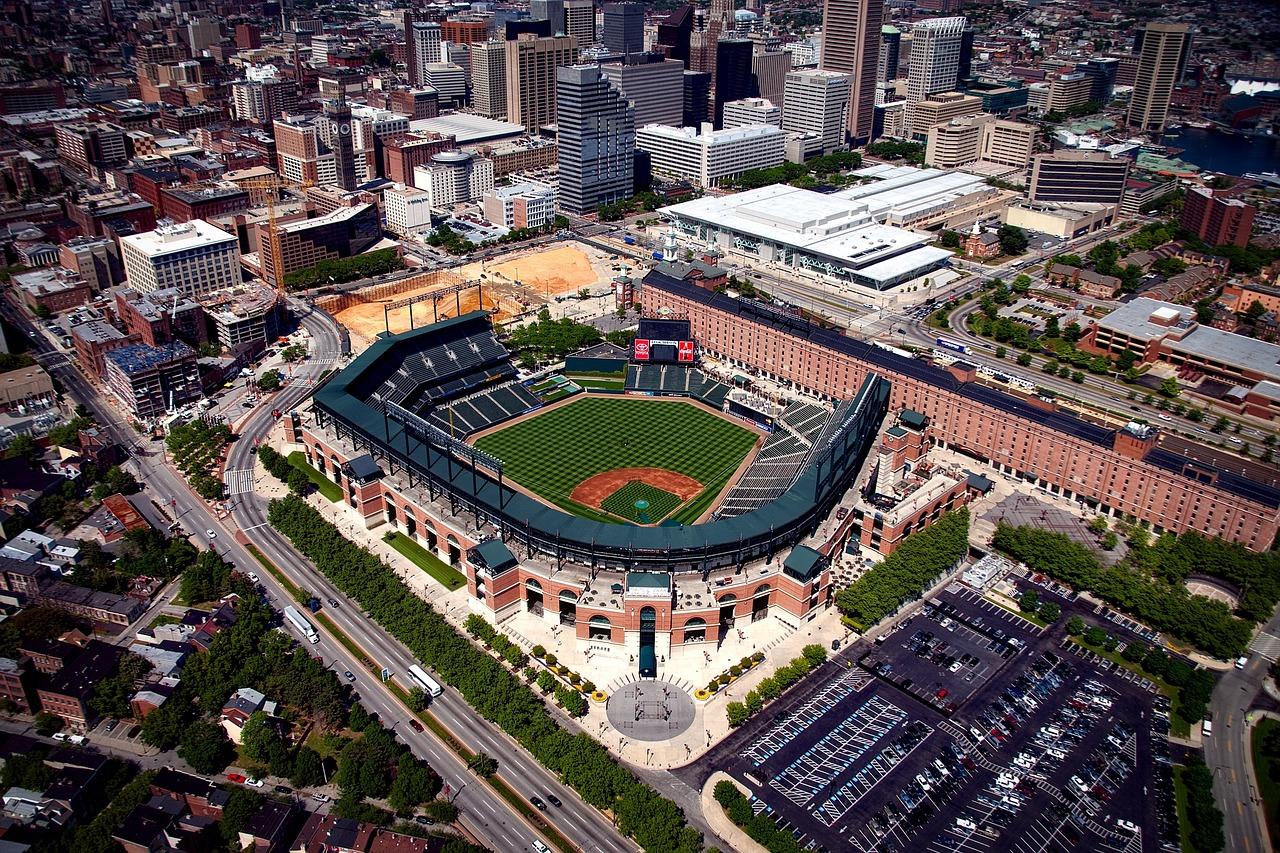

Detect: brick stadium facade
640,273,1280,551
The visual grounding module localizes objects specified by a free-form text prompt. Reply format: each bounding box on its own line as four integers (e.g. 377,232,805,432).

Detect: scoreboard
633,338,694,363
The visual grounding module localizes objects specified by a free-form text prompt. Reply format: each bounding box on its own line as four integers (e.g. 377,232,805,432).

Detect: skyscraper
751,50,792,107
556,65,635,215
1127,22,1189,134
473,41,509,119
782,69,852,155
505,34,578,131
905,17,966,136
603,3,645,55
531,0,566,34
403,11,420,85
713,38,754,128
656,5,694,68
601,53,685,127
564,0,597,47
958,25,975,81
879,26,901,81
411,22,443,86
817,0,883,144
321,99,357,190
683,71,711,127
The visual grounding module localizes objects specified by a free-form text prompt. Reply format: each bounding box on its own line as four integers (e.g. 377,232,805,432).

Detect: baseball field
473,397,760,525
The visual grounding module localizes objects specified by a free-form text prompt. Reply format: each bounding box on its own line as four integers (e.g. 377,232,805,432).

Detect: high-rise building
382,132,458,184
603,3,644,55
958,25,975,80
412,22,444,85
1028,150,1130,206
531,0,567,34
231,73,298,123
909,91,982,140
818,0,883,144
442,18,490,44
905,17,966,136
120,221,241,298
258,203,382,287
656,5,694,68
321,99,358,190
1127,22,1189,133
751,51,791,107
186,18,220,55
310,34,343,67
1181,187,1256,248
505,34,578,131
1076,57,1119,105
565,0,597,47
600,53,684,127
235,24,261,51
636,123,786,187
473,41,509,119
683,71,711,127
879,26,901,81
556,64,635,215
403,11,421,86
423,63,468,108
782,69,851,155
389,87,440,120
713,38,754,127
723,98,781,128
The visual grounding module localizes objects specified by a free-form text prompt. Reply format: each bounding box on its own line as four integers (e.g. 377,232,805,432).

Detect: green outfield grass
474,397,757,525
600,481,681,523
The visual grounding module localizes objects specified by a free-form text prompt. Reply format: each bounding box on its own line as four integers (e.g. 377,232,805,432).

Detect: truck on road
284,605,320,644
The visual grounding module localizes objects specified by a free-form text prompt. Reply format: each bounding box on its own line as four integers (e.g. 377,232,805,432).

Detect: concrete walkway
700,772,768,853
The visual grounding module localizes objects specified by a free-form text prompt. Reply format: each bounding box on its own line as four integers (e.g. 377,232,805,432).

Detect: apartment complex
119,220,241,298
1181,187,1256,248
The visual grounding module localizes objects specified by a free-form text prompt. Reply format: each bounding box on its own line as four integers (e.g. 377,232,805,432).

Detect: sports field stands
427,381,541,436
624,364,731,407
717,399,837,517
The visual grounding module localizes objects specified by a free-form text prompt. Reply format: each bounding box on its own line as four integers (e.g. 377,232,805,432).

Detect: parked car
227,773,247,784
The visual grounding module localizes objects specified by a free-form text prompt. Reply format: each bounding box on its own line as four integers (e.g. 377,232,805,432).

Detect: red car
409,719,424,732
935,688,949,700
226,773,247,784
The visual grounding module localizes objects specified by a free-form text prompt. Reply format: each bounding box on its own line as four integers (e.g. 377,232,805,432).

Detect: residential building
35,639,127,732
908,91,982,141
603,3,644,55
1028,150,1130,206
556,65,636,215
782,70,851,155
723,98,781,129
0,657,35,714
54,122,128,173
259,203,382,287
1128,22,1190,134
120,220,241,298
714,38,755,128
411,151,495,208
472,40,509,119
484,182,558,230
103,341,201,418
505,35,578,131
564,0,596,47
817,0,882,143
1181,186,1255,248
382,132,458,185
637,122,786,187
349,106,411,182
904,17,966,136
600,53,685,127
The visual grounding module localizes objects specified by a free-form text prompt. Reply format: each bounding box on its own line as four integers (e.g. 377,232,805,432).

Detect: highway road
1204,612,1280,853
0,295,635,853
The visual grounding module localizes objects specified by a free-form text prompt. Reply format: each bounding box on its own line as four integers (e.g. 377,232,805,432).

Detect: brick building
158,184,251,223
34,639,126,732
382,132,456,185
1181,186,1256,248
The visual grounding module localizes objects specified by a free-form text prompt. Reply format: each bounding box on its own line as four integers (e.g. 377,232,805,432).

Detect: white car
247,572,260,584
206,529,217,539
955,818,977,831
1235,656,1249,669
1116,819,1139,834
246,777,264,788
1202,719,1213,737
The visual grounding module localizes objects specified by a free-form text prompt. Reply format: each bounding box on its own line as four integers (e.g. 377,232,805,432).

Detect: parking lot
694,579,1175,853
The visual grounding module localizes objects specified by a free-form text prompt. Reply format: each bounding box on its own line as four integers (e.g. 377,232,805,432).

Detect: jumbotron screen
634,318,694,364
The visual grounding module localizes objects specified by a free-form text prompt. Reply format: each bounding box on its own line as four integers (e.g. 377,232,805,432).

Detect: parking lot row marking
741,667,873,764
812,728,933,826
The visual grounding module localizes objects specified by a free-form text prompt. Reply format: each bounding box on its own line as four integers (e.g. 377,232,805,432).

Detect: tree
940,230,961,248
286,467,312,495
1038,602,1061,622
92,466,140,501
90,652,152,719
1066,616,1085,636
726,701,749,727
5,434,39,464
995,345,1007,359
220,788,264,847
239,711,278,765
1083,627,1107,647
177,720,233,774
997,225,1028,255
467,752,497,777
1016,352,1032,367
291,747,326,788
257,370,282,392
1159,376,1180,398
140,699,188,750
33,712,63,736
407,687,428,711
422,799,460,823
389,755,441,813
1018,590,1040,612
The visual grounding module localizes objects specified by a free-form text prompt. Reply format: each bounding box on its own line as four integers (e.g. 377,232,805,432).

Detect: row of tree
283,247,404,291
835,510,970,631
713,780,806,853
991,525,1254,659
504,311,603,366
258,445,321,497
267,494,703,853
1180,758,1226,853
166,418,232,501
726,645,828,727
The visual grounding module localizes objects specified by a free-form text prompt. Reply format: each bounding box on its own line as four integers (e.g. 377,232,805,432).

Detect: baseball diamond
473,396,761,525
599,481,684,524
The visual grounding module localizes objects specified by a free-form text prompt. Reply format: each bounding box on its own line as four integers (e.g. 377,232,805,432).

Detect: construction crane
240,172,313,295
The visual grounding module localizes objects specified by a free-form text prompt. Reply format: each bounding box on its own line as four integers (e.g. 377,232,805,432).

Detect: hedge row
267,495,701,853
713,780,805,853
726,645,828,727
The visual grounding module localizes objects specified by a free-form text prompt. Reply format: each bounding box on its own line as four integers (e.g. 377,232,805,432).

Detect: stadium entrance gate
639,607,657,678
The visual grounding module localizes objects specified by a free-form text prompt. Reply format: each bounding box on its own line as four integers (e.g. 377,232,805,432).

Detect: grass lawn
384,532,467,591
1174,765,1199,853
287,451,343,502
600,481,681,523
1252,717,1280,849
474,397,756,525
568,376,626,390
147,614,181,629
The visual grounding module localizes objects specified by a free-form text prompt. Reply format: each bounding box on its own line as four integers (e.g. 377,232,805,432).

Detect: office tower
565,0,596,46
389,88,440,120
424,63,468,108
235,24,261,50
1128,22,1189,133
556,65,635,215
657,5,694,68
442,19,490,44
186,17,220,54
310,34,342,67
714,38,754,127
531,0,566,33
404,11,420,85
506,19,553,40
782,69,851,155
321,99,358,190
818,0,883,144
905,17,966,136
683,71,711,127
723,98,780,128
752,51,791,107
505,35,578,131
925,113,1036,170
412,21,443,84
1076,57,1118,105
1181,188,1256,248
601,53,684,127
473,41,509,119
231,75,299,123
958,25,975,80
604,3,644,55
637,123,786,187
880,26,901,81
1028,150,1130,206
120,221,240,298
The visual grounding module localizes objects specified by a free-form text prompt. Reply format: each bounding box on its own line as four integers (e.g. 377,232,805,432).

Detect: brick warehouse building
637,273,1280,551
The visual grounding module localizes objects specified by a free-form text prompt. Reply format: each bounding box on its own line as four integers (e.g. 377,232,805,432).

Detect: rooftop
409,112,525,145
104,341,197,376
120,220,238,257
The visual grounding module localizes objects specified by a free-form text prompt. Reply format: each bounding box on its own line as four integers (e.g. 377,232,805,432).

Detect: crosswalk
223,468,255,496
1250,630,1280,662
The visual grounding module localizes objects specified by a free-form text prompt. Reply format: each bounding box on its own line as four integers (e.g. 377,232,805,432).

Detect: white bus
407,664,443,697
284,606,320,644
